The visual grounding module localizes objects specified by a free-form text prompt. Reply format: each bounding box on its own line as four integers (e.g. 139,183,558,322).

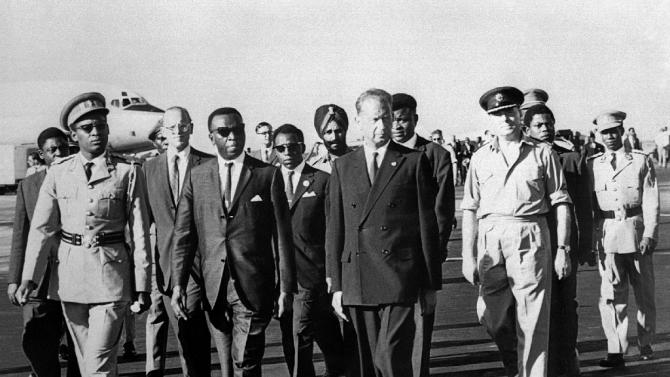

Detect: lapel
157,153,176,205
290,164,315,210
612,154,633,179
88,155,112,184
229,155,254,213
359,142,405,226
414,135,429,152
208,160,225,214
349,148,371,194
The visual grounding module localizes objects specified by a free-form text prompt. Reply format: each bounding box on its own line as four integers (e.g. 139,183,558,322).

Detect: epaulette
50,155,75,165
108,153,142,167
587,152,603,160
630,149,648,156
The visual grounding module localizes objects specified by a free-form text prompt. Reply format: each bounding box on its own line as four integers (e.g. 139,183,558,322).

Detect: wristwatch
558,245,571,253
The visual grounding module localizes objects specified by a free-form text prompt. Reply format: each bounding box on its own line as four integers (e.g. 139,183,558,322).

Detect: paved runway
2,168,670,376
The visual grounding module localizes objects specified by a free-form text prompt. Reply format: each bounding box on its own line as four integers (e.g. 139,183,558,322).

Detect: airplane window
111,99,120,107
122,91,127,96
122,98,130,107
131,98,140,104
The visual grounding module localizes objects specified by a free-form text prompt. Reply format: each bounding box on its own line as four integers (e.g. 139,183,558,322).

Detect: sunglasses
212,127,244,138
163,122,192,134
74,121,108,133
274,143,303,154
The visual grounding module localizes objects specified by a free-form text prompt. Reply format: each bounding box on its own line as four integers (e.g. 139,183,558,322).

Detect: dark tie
84,162,93,181
224,162,233,209
610,152,617,171
264,149,270,163
286,170,295,205
368,152,379,185
171,155,180,202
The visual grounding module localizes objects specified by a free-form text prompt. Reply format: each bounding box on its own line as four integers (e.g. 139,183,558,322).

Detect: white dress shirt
218,152,246,207
281,160,305,195
261,146,273,162
363,141,390,168
398,133,418,149
167,145,191,194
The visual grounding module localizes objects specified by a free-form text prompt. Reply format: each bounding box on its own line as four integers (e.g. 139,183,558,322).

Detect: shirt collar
218,152,246,167
168,145,191,162
282,160,305,176
398,133,418,149
363,141,390,160
78,151,107,167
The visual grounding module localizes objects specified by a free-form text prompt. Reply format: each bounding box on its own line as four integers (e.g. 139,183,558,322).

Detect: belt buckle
614,207,625,221
82,234,97,248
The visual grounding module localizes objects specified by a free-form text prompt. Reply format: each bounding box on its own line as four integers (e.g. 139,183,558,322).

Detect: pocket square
250,195,263,202
302,191,317,198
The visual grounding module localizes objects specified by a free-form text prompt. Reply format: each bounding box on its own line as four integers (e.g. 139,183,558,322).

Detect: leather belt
600,206,642,220
61,230,125,247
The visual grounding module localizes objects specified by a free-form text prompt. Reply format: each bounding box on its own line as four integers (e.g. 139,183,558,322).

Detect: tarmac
1,168,670,376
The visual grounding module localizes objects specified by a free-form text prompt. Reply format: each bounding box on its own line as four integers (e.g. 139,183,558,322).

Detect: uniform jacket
305,146,356,174
325,141,441,306
171,155,296,313
414,136,455,257
143,148,212,294
21,153,152,303
587,146,659,254
9,170,53,299
288,164,330,292
250,148,280,167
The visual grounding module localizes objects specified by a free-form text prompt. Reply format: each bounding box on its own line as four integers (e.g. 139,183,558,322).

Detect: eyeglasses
74,121,108,133
212,127,244,138
163,122,192,134
274,143,303,154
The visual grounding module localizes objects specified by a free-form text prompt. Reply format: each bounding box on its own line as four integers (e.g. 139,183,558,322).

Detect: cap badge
495,93,504,102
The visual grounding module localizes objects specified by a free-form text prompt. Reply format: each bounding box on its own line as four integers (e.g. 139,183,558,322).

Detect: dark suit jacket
624,137,642,151
326,142,441,306
289,164,329,292
9,170,52,299
414,136,455,257
171,155,296,313
143,148,212,294
250,149,279,166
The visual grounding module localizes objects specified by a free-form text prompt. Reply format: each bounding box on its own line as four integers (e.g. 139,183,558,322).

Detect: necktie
286,170,295,204
264,149,270,163
224,162,233,209
368,151,379,185
171,155,180,202
84,162,93,181
610,152,617,171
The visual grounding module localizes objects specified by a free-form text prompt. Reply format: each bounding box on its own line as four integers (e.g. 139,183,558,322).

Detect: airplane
0,81,164,189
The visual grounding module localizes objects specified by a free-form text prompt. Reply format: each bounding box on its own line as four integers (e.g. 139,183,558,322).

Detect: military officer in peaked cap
306,104,355,174
461,86,572,377
587,110,659,368
17,92,152,376
520,88,549,112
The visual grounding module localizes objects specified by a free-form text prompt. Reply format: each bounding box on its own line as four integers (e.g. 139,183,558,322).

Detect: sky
1,1,670,152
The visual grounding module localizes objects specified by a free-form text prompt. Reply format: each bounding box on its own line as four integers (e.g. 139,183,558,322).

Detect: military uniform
588,111,659,361
20,93,151,377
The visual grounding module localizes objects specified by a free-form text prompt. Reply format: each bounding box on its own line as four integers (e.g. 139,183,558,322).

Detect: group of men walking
7,85,659,377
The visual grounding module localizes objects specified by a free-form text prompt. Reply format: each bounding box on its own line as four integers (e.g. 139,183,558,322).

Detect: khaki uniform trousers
62,301,129,377
598,252,655,354
476,216,552,377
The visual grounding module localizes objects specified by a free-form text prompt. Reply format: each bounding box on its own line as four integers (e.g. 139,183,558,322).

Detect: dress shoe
639,345,653,361
599,353,625,368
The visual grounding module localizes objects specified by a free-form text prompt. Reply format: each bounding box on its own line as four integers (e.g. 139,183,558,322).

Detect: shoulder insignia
587,152,603,160
631,149,648,156
50,155,75,165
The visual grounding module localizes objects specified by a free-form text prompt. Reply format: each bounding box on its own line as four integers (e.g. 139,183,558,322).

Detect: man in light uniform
461,86,572,377
16,92,152,376
588,110,659,368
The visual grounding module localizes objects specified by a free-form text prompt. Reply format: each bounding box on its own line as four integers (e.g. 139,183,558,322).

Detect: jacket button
389,202,396,208
228,215,234,219
88,185,94,189
382,249,389,254
89,198,94,203
356,252,360,256
351,203,357,208
86,225,93,230
380,226,387,231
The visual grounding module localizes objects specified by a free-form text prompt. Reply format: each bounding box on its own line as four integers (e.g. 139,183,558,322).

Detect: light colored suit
588,147,659,354
22,152,151,376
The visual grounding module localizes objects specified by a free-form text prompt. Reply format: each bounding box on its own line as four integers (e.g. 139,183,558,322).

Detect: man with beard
390,93,454,377
143,107,214,377
307,104,355,174
524,103,593,377
461,86,571,377
588,111,658,368
9,127,80,377
17,92,152,376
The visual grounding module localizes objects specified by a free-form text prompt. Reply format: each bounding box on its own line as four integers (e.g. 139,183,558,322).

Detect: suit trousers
22,299,79,377
279,287,347,377
145,274,212,377
411,303,435,377
62,301,128,377
208,275,271,377
476,216,552,377
548,249,579,377
598,252,655,354
347,304,415,377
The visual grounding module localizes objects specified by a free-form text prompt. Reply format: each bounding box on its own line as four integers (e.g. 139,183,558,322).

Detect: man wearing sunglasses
250,122,279,166
17,92,152,376
171,107,295,377
272,124,347,377
143,107,214,377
